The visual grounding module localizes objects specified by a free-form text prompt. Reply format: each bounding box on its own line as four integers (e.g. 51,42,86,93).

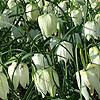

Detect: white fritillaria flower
34,67,59,98
26,3,39,21
8,62,29,89
71,9,82,26
0,72,9,100
76,69,93,100
87,63,100,95
38,13,57,37
83,21,100,41
56,41,73,63
57,1,67,15
89,46,100,65
43,1,53,13
76,63,100,100
32,54,51,70
89,0,99,9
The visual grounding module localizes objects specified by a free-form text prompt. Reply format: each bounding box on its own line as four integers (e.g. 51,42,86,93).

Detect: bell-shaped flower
56,41,73,63
34,67,59,98
32,54,51,70
46,67,59,97
26,3,39,21
8,62,29,89
83,21,100,41
89,46,100,65
71,9,82,26
0,72,9,100
87,63,100,95
43,1,53,13
55,1,67,15
89,0,99,9
76,69,93,100
38,13,57,37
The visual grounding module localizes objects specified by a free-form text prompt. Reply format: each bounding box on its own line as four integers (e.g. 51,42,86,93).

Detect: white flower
89,0,98,9
83,21,100,41
8,62,29,89
38,13,57,37
56,41,73,63
76,70,93,100
87,63,100,95
71,9,82,26
56,1,67,15
32,54,51,70
89,46,100,65
43,1,53,13
0,72,9,100
26,3,39,21
76,63,100,100
34,67,59,98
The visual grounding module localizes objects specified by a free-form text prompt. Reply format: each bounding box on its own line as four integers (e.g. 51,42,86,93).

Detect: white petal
13,68,20,89
8,62,16,80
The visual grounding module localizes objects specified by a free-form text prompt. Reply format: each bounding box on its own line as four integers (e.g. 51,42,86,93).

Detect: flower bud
26,3,39,21
8,62,29,89
38,13,57,37
0,72,9,100
71,9,82,26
